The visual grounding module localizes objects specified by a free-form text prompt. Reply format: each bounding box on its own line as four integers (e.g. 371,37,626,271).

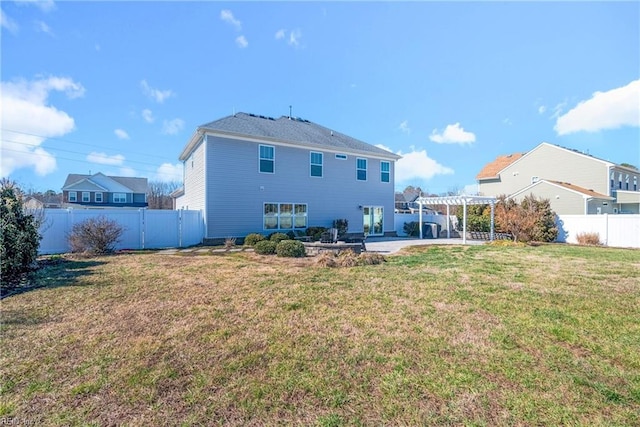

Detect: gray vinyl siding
178,138,207,212
480,143,611,197
512,182,587,215
204,136,395,238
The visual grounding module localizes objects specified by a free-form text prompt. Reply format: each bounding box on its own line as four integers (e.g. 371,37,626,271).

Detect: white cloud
538,105,546,114
153,162,183,182
35,20,53,35
398,120,411,135
551,100,567,119
235,35,248,48
502,118,512,126
140,79,174,104
162,118,185,135
462,183,479,196
1,9,19,34
276,28,303,47
375,145,454,184
86,152,125,166
0,76,84,177
554,79,640,135
114,129,130,140
220,9,241,31
289,29,302,47
142,108,154,123
429,123,476,144
15,0,56,13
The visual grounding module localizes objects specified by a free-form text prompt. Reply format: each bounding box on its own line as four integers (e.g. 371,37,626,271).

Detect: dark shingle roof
63,173,148,193
196,113,400,159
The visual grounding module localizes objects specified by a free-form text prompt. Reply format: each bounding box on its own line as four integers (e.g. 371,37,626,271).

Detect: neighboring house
477,142,640,214
62,173,148,208
174,112,401,240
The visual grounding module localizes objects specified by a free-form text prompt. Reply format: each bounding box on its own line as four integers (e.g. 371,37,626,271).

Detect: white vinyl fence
556,214,640,248
394,213,455,237
38,208,204,255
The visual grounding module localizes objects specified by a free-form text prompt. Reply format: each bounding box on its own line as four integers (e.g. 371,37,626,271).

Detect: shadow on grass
1,257,106,300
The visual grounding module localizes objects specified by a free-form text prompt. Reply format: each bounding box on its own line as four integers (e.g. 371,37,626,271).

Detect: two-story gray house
174,113,401,240
62,173,148,208
477,142,640,214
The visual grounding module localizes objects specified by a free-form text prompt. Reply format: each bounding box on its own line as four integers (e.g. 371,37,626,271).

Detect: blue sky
2,1,639,195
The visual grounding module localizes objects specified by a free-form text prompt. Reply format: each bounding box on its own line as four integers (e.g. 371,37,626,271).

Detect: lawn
1,244,639,426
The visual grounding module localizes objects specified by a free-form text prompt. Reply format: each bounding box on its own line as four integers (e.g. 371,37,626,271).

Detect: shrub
306,227,327,241
403,221,420,237
337,249,359,267
276,240,306,258
332,219,349,237
1,179,40,291
269,232,290,243
357,252,386,265
315,252,337,268
224,237,237,250
244,233,265,246
495,195,558,243
254,240,277,255
576,232,602,246
68,216,124,255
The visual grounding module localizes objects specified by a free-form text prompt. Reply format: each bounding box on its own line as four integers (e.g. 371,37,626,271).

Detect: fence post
139,208,145,249
178,209,183,248
604,213,608,246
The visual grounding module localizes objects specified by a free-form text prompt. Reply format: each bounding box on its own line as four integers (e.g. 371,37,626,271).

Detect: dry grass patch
1,245,639,425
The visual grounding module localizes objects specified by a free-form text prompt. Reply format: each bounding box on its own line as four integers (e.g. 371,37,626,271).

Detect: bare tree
147,181,181,209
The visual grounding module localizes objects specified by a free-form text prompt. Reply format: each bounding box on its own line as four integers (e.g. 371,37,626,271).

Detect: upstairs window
259,145,275,173
357,158,367,181
634,176,638,191
310,152,323,177
68,191,77,202
114,193,126,203
380,161,390,183
625,175,629,190
95,192,103,203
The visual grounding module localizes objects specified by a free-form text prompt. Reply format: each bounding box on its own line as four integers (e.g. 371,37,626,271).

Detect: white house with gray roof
174,112,401,240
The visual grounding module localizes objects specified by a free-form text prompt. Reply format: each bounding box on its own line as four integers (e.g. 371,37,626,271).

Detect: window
263,203,307,230
611,171,615,189
357,158,367,181
259,145,275,173
634,177,638,191
95,192,103,203
625,175,630,190
619,173,623,189
335,154,347,160
68,191,77,202
380,161,390,183
310,152,323,177
114,193,126,203
82,192,90,202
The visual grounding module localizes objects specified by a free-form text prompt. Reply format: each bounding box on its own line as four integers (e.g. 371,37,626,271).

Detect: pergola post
418,200,423,240
462,199,467,244
446,204,450,238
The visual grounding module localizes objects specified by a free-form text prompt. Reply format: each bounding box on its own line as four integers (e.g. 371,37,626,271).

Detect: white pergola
415,195,497,244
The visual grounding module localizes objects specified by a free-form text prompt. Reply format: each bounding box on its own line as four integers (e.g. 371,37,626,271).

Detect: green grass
1,244,639,425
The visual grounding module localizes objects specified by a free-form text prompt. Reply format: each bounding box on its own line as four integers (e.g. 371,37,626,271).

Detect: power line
0,128,180,162
1,138,182,171
0,146,182,178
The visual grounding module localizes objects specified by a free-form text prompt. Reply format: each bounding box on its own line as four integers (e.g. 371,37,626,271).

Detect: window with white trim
114,193,126,203
95,192,103,203
82,192,90,202
310,152,323,177
259,145,275,173
357,158,367,181
380,161,390,183
68,191,77,202
634,176,638,191
263,203,307,230
335,154,347,160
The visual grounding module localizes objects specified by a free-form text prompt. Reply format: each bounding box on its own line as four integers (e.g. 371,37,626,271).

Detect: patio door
363,206,383,236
